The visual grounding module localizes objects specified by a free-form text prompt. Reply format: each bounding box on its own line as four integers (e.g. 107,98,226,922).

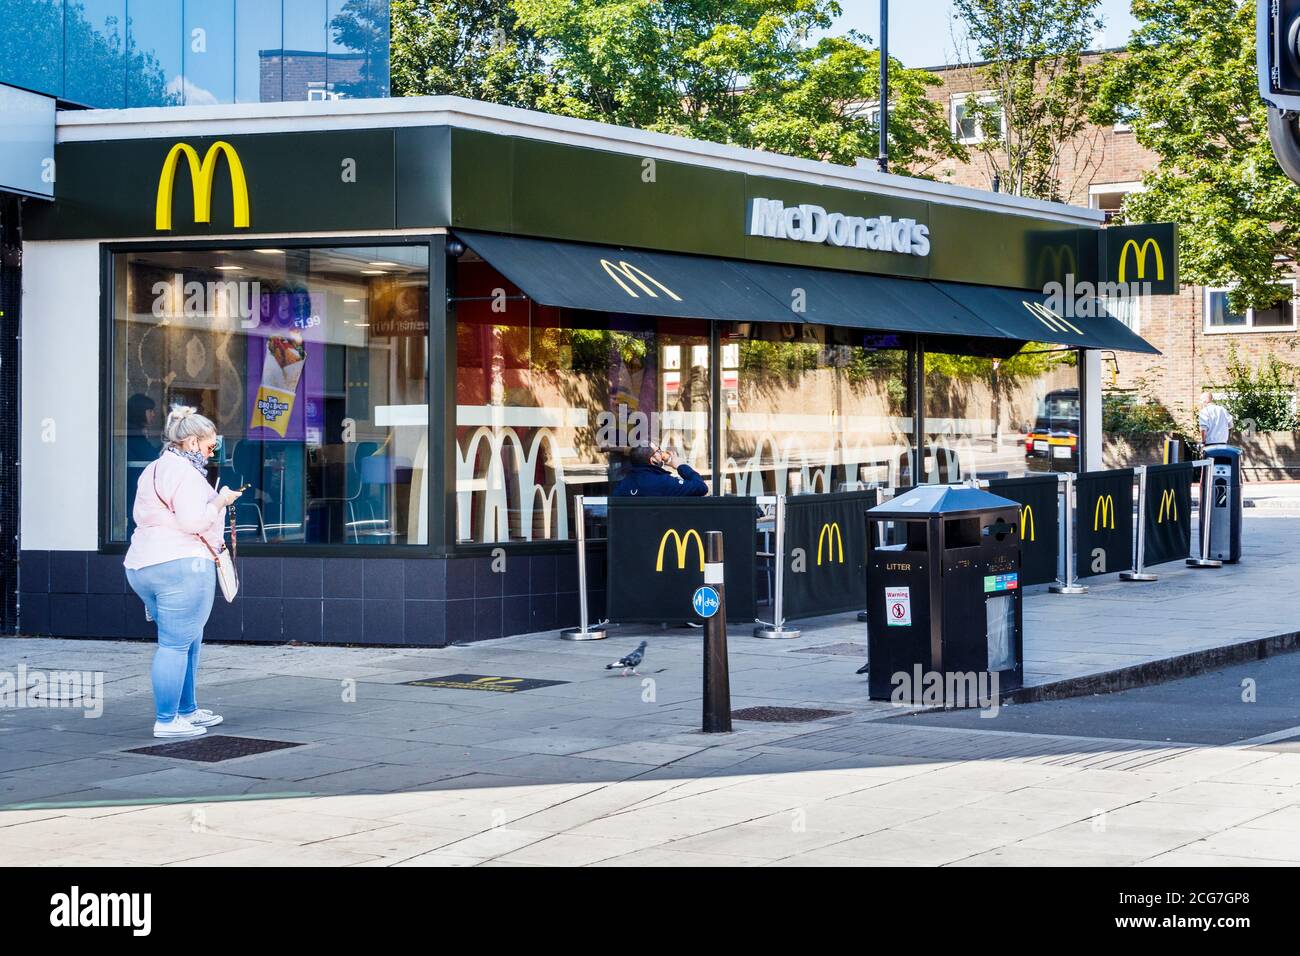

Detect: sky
829,0,1140,68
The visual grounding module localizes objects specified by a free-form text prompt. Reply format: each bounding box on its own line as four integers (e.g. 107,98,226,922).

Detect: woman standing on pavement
124,405,242,739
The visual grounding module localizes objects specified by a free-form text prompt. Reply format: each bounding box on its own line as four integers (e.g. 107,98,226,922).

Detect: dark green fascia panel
447,126,1099,290
395,125,453,229
24,127,400,240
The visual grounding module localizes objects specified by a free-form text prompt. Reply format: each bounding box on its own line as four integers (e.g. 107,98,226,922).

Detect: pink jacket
123,452,228,570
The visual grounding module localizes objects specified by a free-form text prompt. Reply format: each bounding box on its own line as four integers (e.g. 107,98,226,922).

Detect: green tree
952,0,1105,200
511,0,836,142
1093,0,1298,310
392,0,964,174
745,34,966,172
1218,346,1299,431
389,0,549,106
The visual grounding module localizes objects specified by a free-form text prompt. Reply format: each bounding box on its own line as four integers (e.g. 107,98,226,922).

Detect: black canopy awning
455,230,1158,354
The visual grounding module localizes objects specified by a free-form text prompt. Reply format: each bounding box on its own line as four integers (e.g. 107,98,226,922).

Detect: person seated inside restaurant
613,444,708,497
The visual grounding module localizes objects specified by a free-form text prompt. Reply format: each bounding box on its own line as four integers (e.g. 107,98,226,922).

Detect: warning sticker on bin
885,587,912,627
983,573,1019,593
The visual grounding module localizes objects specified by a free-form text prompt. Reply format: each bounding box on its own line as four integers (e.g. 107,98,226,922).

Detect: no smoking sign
885,586,912,627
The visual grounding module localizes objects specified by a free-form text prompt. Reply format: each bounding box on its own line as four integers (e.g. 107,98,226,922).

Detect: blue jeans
127,557,215,722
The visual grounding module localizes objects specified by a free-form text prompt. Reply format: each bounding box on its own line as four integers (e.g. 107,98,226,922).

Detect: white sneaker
153,716,206,739
179,708,223,728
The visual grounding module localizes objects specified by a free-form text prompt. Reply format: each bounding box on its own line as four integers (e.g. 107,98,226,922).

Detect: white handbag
154,467,240,602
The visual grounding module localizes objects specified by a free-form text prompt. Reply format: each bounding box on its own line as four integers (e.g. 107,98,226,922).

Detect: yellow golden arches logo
816,522,844,565
155,141,250,231
1022,300,1084,336
1117,237,1164,283
1093,494,1116,531
600,259,683,301
1020,504,1035,543
655,528,705,572
1157,487,1178,523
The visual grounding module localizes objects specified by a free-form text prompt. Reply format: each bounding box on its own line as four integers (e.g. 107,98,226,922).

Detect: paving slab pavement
0,514,1298,864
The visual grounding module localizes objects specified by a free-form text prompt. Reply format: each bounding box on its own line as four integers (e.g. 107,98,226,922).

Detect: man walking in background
1198,391,1233,449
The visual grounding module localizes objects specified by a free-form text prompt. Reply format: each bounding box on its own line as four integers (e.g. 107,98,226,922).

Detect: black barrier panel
1076,468,1134,579
987,475,1060,586
782,490,879,619
606,497,758,624
1144,462,1194,567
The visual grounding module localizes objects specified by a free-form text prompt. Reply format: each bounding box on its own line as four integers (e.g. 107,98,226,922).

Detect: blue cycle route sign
692,586,720,618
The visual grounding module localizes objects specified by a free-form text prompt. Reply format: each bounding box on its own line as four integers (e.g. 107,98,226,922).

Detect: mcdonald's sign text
156,141,251,231
656,529,705,572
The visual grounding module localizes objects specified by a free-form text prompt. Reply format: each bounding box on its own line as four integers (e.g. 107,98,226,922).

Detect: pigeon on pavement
606,641,648,676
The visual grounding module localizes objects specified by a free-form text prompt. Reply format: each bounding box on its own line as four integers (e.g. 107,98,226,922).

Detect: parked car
1025,388,1080,469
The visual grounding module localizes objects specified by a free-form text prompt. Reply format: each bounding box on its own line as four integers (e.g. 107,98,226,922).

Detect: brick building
921,53,1298,431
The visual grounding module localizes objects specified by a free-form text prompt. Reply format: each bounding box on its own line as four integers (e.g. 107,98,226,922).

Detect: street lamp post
878,0,889,174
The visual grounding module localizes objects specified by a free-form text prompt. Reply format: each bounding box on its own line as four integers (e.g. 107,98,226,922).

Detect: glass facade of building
0,0,390,108
450,256,1080,545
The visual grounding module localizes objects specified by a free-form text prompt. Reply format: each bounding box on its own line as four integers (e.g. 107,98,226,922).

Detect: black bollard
702,530,732,733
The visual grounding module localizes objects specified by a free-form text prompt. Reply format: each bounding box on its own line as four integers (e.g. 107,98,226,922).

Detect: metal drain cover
127,735,304,763
731,706,849,723
791,642,866,657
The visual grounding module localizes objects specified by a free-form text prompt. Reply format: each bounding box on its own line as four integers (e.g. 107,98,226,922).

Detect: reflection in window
0,0,62,97
925,348,1079,480
110,245,430,546
328,0,390,99
453,258,710,543
65,0,126,107
283,0,328,101
721,324,913,495
235,0,284,102
126,0,184,107
183,0,235,105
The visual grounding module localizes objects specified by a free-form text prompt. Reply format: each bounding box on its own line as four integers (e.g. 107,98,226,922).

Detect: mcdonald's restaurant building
14,96,1172,646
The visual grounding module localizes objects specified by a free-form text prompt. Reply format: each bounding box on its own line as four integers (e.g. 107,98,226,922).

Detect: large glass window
721,323,913,495
1205,283,1297,332
110,244,430,547
454,258,710,543
924,348,1079,480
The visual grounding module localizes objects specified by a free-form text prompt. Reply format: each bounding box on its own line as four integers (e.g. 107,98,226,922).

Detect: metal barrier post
754,494,800,639
1049,471,1088,594
1121,465,1158,582
1186,458,1223,569
560,494,609,640
702,531,733,733
858,485,894,623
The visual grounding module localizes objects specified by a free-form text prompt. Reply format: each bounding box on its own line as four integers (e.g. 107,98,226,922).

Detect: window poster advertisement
246,290,326,440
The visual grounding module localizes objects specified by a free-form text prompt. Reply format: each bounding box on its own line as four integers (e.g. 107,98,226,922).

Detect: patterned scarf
167,444,209,475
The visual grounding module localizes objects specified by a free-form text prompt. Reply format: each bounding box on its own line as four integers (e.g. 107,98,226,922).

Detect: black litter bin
864,484,1024,704
1205,445,1242,563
